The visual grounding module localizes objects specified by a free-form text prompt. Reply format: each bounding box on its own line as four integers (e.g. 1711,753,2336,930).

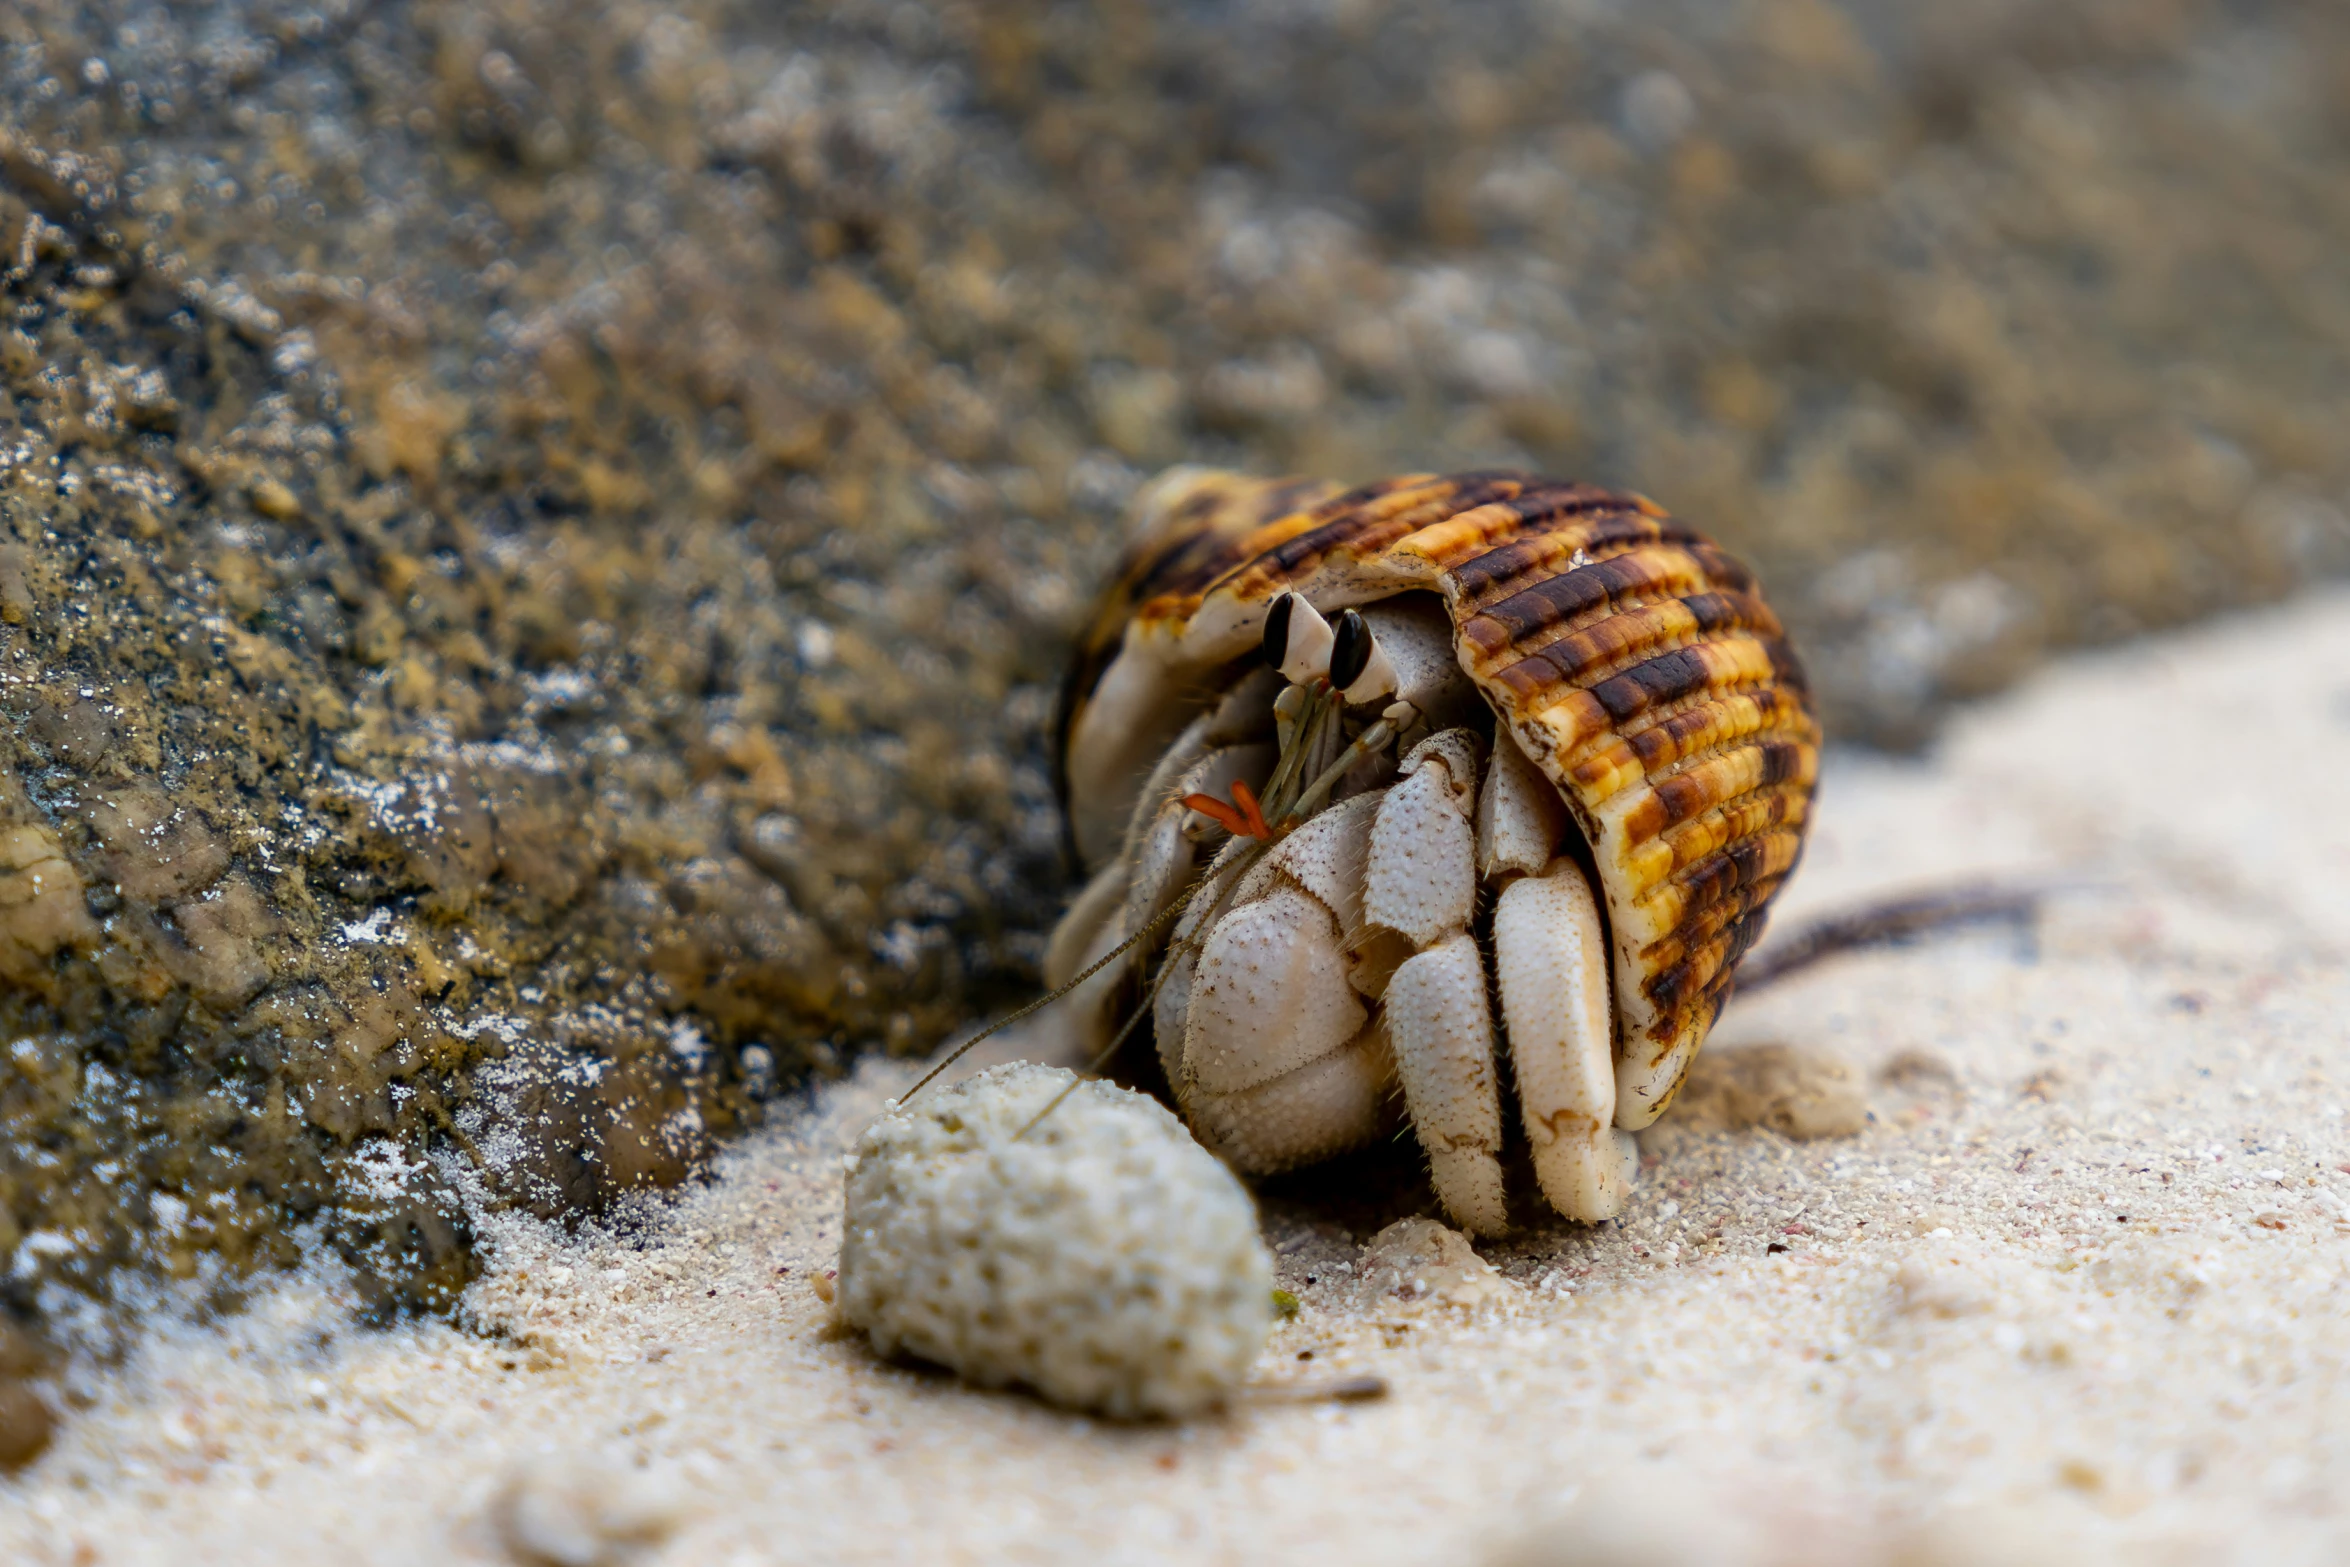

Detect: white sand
5,594,2349,1565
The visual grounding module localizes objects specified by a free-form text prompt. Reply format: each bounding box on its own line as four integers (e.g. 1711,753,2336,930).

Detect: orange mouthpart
1181,778,1273,840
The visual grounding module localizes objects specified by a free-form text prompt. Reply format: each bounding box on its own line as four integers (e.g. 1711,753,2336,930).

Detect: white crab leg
1494,859,1639,1222
1383,932,1508,1237
1158,834,1256,1095
1477,732,1570,880
1362,729,1482,947
1043,735,1269,1069
1153,941,1201,1091
1359,728,1504,1233
1064,655,1280,868
1188,1019,1398,1173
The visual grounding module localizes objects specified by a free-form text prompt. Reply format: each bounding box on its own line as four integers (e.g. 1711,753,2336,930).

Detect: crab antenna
1011,945,1185,1140
899,848,1259,1105
898,889,1186,1104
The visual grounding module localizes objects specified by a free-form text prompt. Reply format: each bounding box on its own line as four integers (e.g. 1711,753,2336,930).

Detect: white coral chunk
837,1063,1273,1419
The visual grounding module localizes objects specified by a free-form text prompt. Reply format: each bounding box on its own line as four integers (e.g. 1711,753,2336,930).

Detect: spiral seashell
1058,469,1819,1126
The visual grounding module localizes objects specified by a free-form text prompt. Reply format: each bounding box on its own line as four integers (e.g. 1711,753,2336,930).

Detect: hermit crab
1043,470,1820,1234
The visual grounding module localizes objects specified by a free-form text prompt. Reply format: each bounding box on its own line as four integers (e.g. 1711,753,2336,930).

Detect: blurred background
1,0,2346,1310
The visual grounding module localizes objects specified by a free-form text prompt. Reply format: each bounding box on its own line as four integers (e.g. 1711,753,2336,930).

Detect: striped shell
1057,469,1821,1126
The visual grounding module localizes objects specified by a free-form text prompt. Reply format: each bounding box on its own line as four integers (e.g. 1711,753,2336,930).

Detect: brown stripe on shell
1640,874,1783,986
1644,873,1788,1029
1586,636,1792,724
1566,686,1812,803
1057,471,1349,748
1656,778,1810,878
1636,827,1807,953
1616,737,1816,848
1210,472,1533,608
1389,483,1648,576
1444,506,1703,609
1621,762,1814,890
1484,593,1784,710
1128,473,1449,634
1136,475,1351,603
1461,544,1740,663
1644,924,1754,1025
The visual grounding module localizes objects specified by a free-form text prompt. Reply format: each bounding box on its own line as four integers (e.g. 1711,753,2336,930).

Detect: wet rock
0,61,1066,1309
327,1138,478,1321
0,1323,53,1472
0,1381,52,1473
461,1023,715,1223
0,818,98,989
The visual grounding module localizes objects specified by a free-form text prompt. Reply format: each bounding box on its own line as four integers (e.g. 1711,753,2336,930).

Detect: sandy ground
4,593,2349,1566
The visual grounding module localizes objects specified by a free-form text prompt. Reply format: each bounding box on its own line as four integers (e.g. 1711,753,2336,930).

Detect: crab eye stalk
1327,609,1370,689
1261,593,1293,667
1263,591,1335,684
1328,610,1398,705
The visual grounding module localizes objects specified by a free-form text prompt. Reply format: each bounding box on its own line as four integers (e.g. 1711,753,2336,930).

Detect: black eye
1328,609,1371,689
1262,593,1295,669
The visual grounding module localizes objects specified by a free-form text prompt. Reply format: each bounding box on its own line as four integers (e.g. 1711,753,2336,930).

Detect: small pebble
1356,1218,1510,1308
490,1452,685,1567
838,1062,1274,1419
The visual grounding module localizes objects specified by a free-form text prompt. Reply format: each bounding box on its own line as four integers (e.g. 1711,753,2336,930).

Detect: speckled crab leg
1363,729,1510,1237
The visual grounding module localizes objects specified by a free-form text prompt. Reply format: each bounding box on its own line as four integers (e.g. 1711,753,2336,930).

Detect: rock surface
0,0,2345,1315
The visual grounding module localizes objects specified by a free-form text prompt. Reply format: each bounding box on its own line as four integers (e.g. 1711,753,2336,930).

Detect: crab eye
1261,593,1295,667
1264,591,1335,683
1327,609,1370,688
1327,609,1398,704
